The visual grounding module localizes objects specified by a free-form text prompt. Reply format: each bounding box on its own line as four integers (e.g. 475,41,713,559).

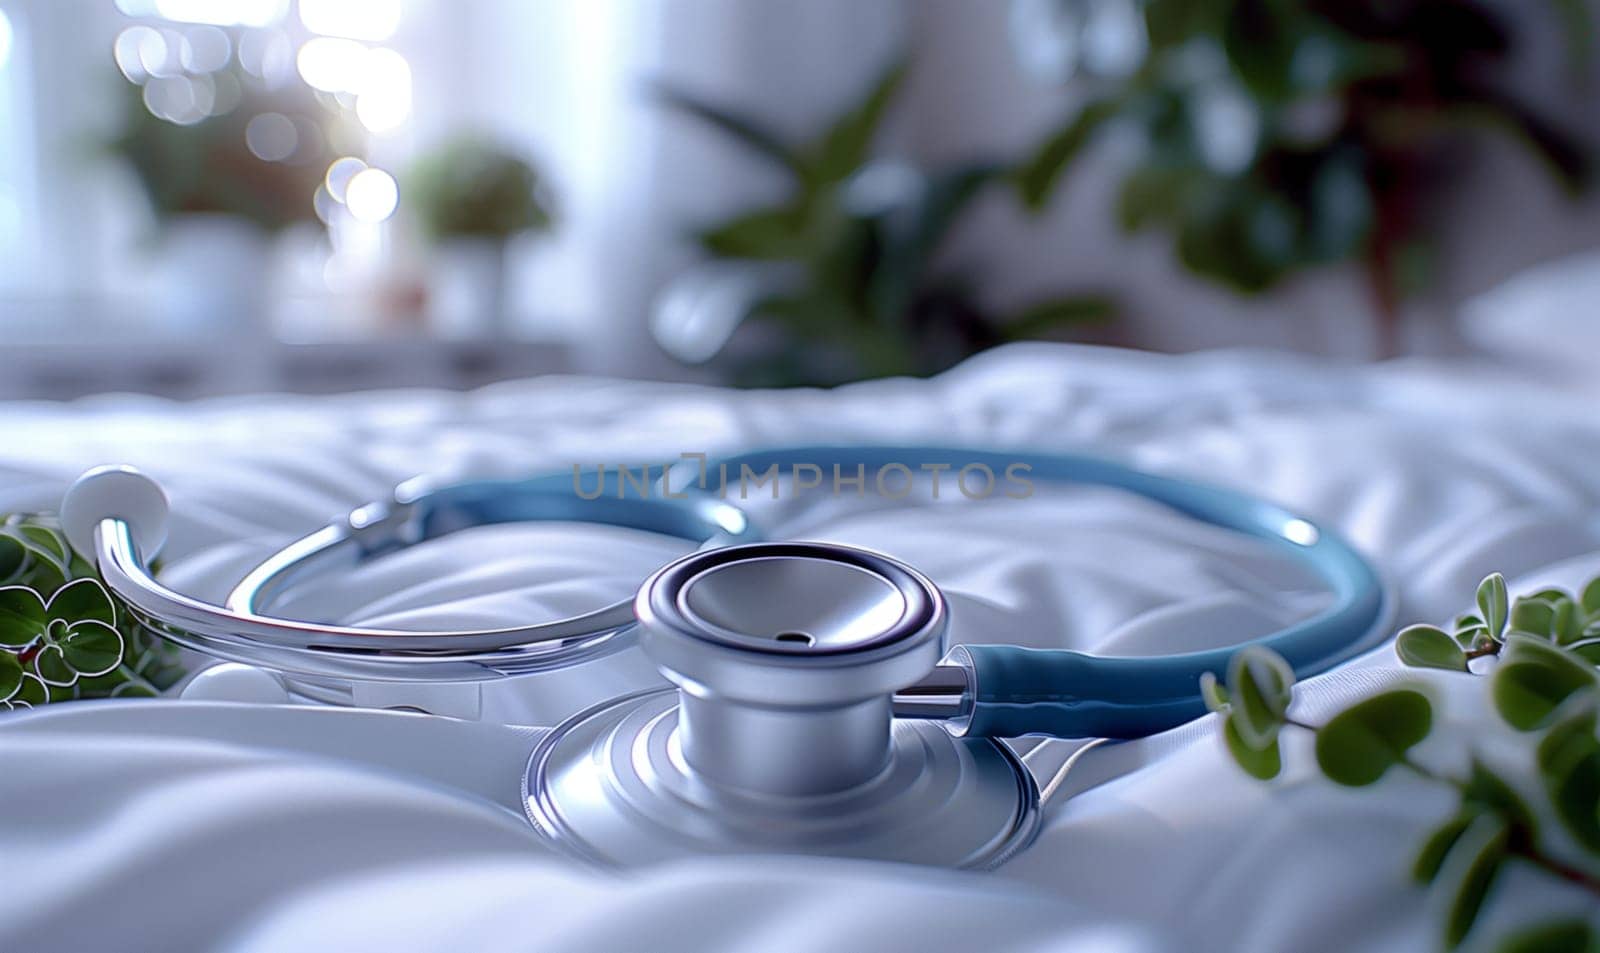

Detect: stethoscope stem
890,664,970,720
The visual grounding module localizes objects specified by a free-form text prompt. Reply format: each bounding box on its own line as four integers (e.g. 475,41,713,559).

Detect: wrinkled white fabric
1,342,1599,952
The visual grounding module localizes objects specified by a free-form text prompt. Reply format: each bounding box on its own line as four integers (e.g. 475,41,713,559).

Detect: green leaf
30,644,73,686
1115,164,1196,232
1461,759,1537,836
0,535,24,580
1413,811,1476,884
1017,98,1122,209
1228,646,1294,749
1459,94,1592,195
1200,670,1229,713
18,525,68,564
110,678,159,698
1396,624,1469,671
1582,577,1600,617
1222,0,1300,102
0,650,22,699
11,673,48,707
1314,689,1433,786
46,578,116,627
1478,573,1509,640
697,205,810,260
809,61,906,186
0,586,47,647
1494,919,1598,953
1509,596,1557,640
59,620,123,679
1441,814,1508,948
1536,707,1600,850
14,558,65,597
1568,637,1600,665
1492,635,1599,731
1548,597,1583,644
652,84,801,177
1001,295,1116,341
1223,713,1282,780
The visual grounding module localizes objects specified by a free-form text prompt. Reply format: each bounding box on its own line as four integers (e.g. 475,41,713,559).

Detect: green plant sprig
1204,570,1600,951
0,514,186,710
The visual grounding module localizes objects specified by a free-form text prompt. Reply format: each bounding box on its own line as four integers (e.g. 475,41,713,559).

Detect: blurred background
0,0,1596,397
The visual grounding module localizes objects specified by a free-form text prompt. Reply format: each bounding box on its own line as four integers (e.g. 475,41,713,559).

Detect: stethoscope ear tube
706,446,1394,740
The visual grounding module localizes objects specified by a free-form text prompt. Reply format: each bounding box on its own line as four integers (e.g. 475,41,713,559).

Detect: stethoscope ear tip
60,465,171,562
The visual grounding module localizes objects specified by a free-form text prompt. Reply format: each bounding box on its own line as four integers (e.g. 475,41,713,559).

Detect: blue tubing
702,446,1392,740
413,470,760,548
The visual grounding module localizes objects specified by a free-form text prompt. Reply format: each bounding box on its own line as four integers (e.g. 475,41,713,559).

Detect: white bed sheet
1,343,1598,953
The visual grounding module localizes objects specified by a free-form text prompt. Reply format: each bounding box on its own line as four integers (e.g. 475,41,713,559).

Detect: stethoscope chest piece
522,542,1040,869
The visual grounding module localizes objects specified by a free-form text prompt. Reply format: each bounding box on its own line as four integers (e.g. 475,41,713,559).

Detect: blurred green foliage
1019,0,1593,349
658,63,1113,387
108,68,340,232
406,137,553,243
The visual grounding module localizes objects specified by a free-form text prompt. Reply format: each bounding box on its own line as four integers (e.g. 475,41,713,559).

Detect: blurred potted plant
652,62,1113,387
406,137,554,337
1013,0,1593,356
109,67,339,332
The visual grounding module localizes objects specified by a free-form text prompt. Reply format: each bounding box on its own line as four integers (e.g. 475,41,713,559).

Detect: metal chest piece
523,542,1039,869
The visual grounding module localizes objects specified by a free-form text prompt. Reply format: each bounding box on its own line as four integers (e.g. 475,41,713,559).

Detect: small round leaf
1478,573,1509,640
1536,708,1600,851
1412,811,1475,885
1461,759,1537,836
1227,646,1294,749
1199,671,1229,713
46,578,117,627
0,535,25,581
1508,596,1556,640
1223,714,1282,780
0,586,47,647
1492,636,1598,731
1314,689,1433,786
12,673,48,706
0,651,22,699
18,525,68,564
1396,624,1469,671
30,644,74,686
59,620,123,678
1441,814,1508,949
1582,577,1600,617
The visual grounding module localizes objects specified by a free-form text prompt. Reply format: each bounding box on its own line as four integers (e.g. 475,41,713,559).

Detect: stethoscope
58,446,1392,869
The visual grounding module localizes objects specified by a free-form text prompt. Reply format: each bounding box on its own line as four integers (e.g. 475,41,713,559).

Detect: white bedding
2,343,1598,953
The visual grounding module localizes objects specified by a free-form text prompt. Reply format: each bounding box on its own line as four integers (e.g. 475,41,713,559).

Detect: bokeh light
142,74,217,125
245,112,299,161
296,36,368,93
237,29,293,86
299,0,401,42
178,26,231,74
324,156,367,203
344,167,398,222
115,0,288,29
355,48,411,133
